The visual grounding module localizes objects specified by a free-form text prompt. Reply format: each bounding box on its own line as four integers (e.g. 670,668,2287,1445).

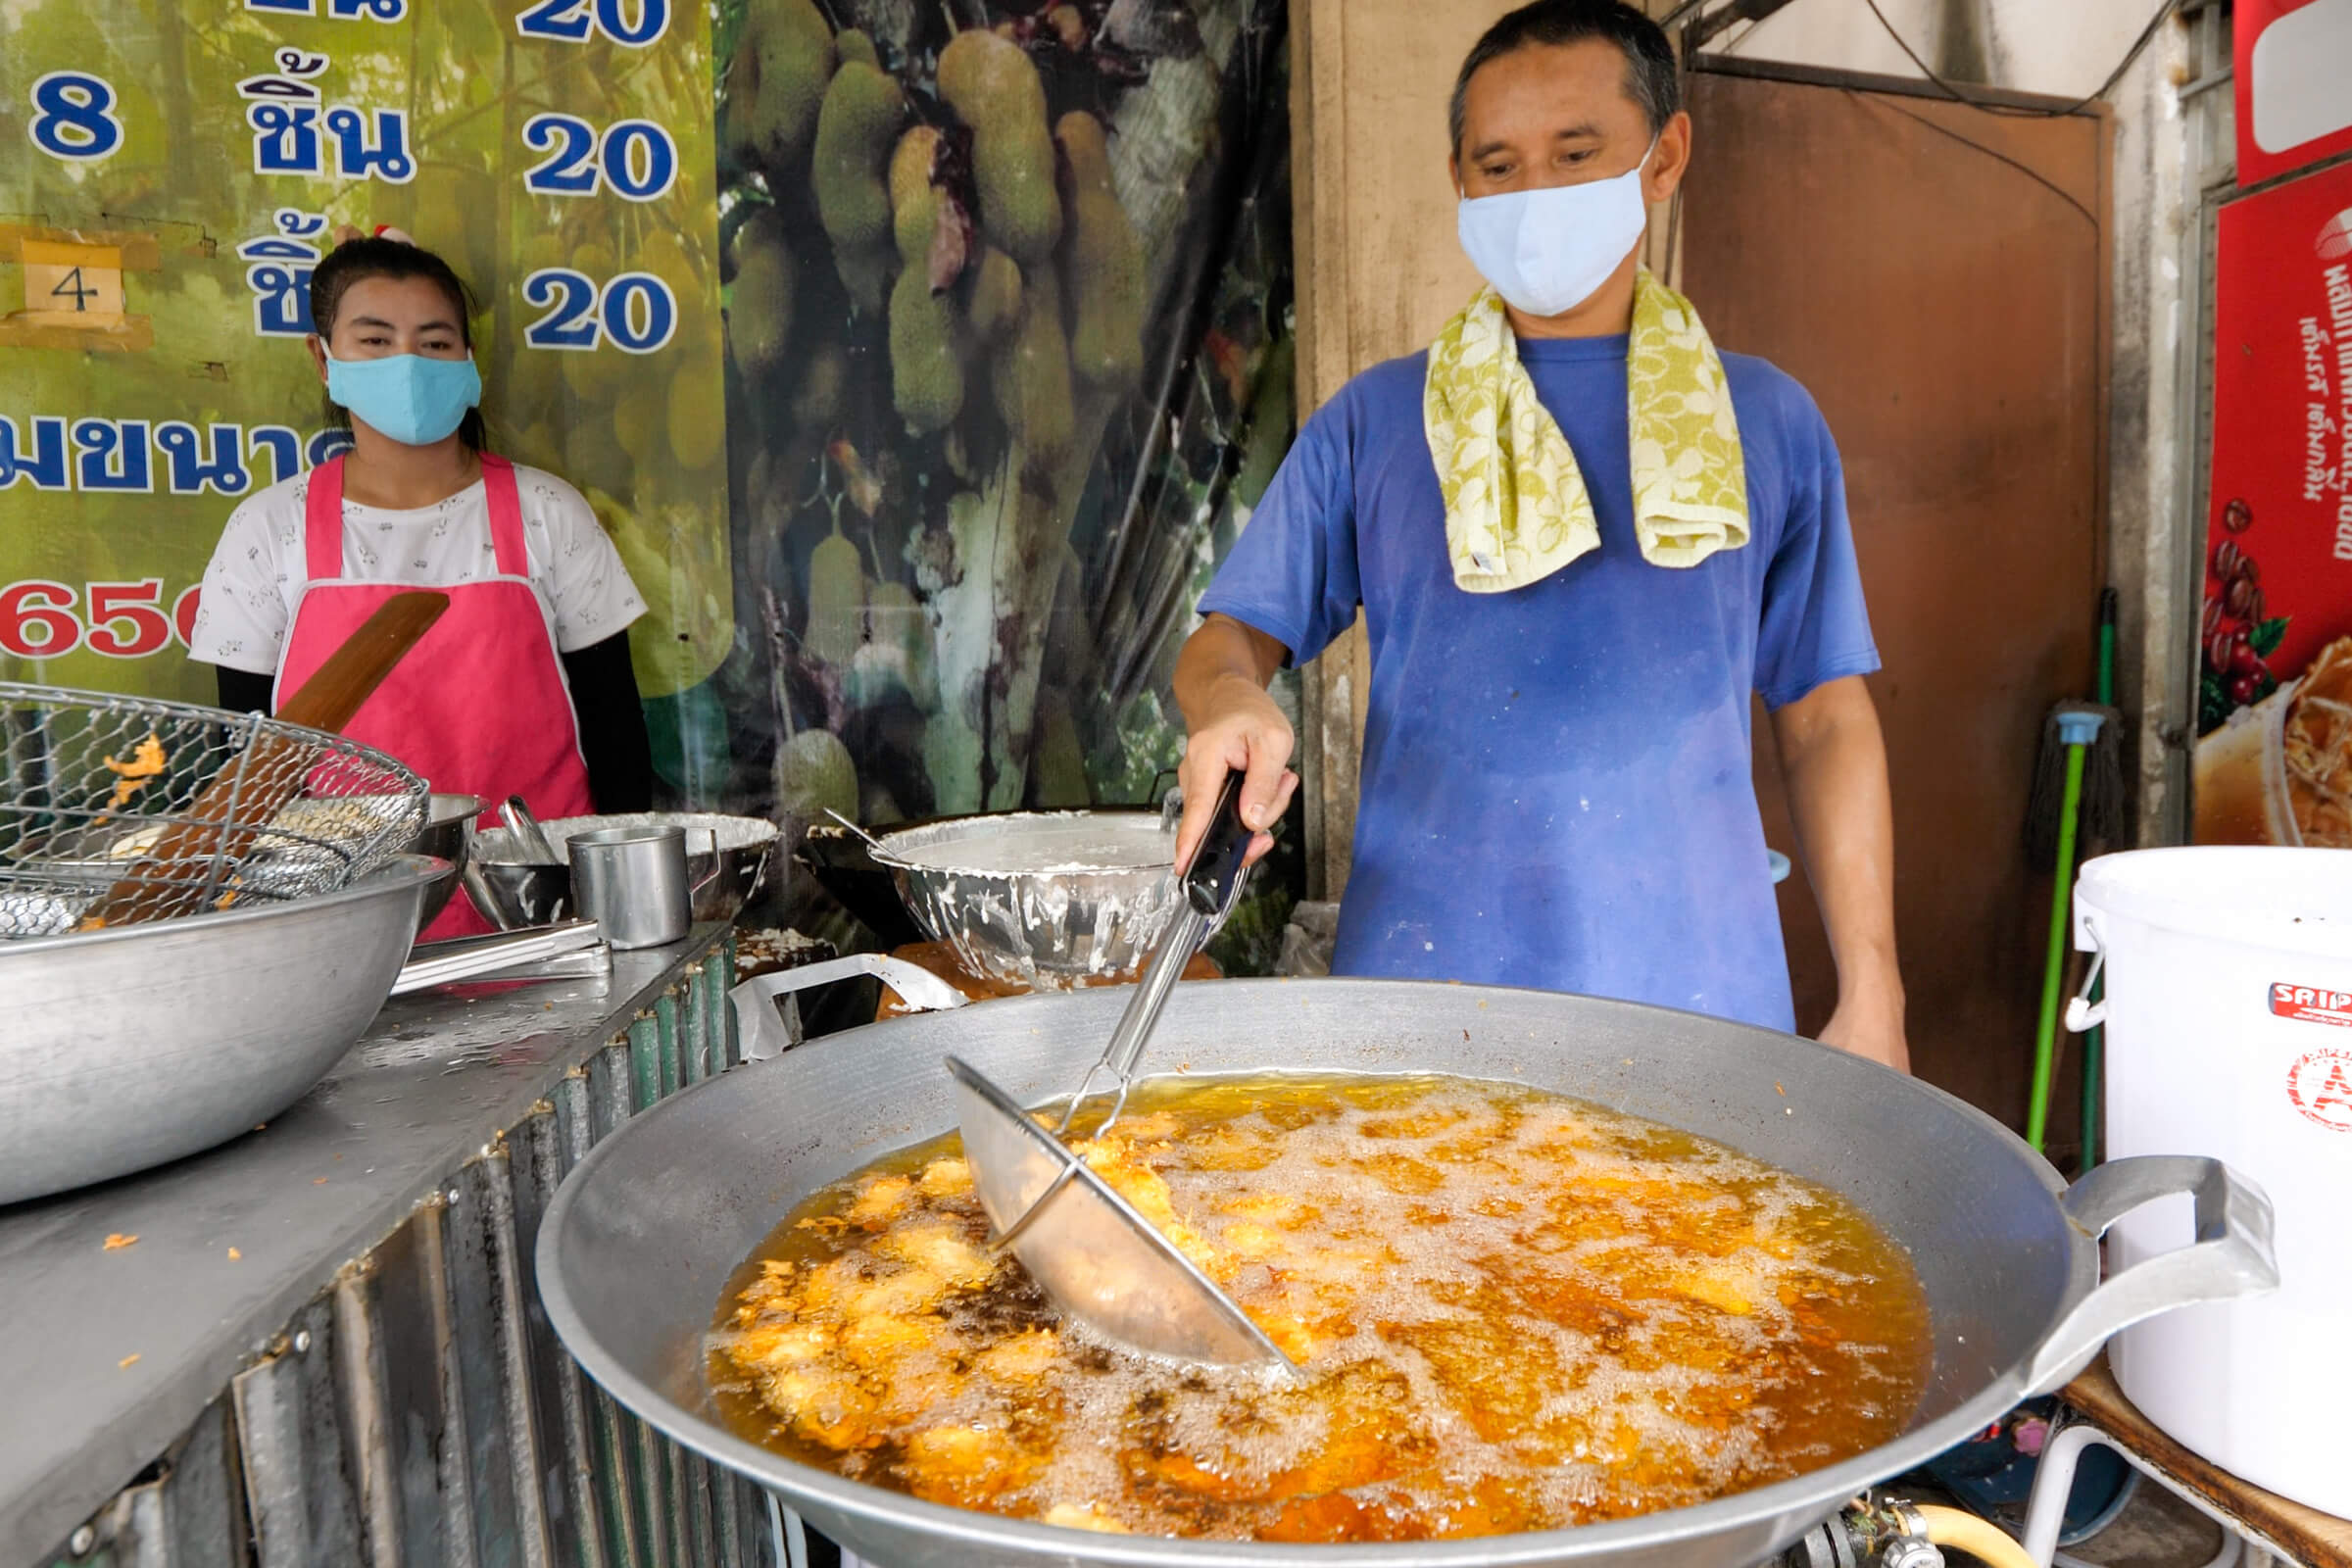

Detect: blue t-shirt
1199,335,1877,1031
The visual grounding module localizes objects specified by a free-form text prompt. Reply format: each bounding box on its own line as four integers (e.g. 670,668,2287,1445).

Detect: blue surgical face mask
323,348,481,446
1456,137,1658,319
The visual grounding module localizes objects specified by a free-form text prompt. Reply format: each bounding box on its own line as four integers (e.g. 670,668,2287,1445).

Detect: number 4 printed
20,240,126,326
50,270,99,309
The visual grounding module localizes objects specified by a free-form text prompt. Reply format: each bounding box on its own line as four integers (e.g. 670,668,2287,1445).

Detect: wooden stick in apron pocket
80,590,452,928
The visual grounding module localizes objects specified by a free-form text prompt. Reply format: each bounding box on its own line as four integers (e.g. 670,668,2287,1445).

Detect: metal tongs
391,919,610,996
947,773,1298,1375
501,794,564,862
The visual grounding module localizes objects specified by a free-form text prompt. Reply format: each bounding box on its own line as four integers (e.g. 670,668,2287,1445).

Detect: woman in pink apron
190,234,653,939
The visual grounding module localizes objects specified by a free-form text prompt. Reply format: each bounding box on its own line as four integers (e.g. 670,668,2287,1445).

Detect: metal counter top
0,925,731,1566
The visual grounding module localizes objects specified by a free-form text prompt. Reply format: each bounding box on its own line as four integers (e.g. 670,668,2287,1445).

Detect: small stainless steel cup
567,825,717,950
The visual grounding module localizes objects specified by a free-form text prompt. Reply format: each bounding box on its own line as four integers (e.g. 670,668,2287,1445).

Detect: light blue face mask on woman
323,349,482,446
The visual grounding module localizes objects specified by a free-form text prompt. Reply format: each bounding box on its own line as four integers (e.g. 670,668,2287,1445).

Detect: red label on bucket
2287,1048,2352,1133
2269,983,2352,1025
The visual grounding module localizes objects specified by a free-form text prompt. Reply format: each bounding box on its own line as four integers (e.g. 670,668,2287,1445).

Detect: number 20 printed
522,115,677,202
515,0,668,45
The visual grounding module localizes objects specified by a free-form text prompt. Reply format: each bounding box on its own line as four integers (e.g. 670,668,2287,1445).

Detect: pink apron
274,454,596,940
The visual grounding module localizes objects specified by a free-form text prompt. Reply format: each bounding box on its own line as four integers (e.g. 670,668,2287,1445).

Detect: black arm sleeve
215,665,274,714
561,632,655,812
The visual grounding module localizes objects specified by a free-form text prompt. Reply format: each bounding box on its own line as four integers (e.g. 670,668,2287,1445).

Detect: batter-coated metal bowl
0,854,446,1205
408,793,480,934
872,809,1198,989
538,979,2276,1568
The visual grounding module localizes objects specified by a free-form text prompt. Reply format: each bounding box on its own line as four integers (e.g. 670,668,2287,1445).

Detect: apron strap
303,455,347,583
479,454,527,579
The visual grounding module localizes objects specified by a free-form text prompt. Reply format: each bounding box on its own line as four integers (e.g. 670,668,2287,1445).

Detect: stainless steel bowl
538,812,777,923
0,855,446,1205
870,809,1200,989
539,979,2277,1568
409,793,481,933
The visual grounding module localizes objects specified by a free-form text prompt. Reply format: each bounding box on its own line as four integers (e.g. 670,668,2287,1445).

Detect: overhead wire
1849,90,2100,226
1854,0,2180,118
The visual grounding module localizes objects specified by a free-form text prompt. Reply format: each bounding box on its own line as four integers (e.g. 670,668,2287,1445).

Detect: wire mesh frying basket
0,684,427,939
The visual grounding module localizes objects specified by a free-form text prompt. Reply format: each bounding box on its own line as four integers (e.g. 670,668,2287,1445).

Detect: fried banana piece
1666,1262,1757,1317
901,1425,1039,1507
838,1265,950,1320
759,1366,879,1450
729,1319,834,1372
839,1311,948,1370
972,1326,1060,1384
794,1254,869,1313
840,1173,915,1228
1185,1122,1278,1171
874,1216,995,1288
916,1155,972,1198
1217,1191,1318,1226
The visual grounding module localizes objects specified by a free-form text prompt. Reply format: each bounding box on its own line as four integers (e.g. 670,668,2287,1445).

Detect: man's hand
1771,675,1909,1074
1172,614,1298,871
1817,970,1908,1072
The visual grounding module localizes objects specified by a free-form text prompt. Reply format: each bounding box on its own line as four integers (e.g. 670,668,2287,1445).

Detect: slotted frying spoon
948,773,1298,1376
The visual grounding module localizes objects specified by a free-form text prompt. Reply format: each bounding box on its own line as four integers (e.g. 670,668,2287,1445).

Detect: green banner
0,0,726,701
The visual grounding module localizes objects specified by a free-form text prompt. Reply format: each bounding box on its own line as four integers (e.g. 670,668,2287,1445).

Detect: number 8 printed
28,73,125,164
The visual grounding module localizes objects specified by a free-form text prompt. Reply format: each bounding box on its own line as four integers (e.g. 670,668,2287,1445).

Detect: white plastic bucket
2072,847,2352,1516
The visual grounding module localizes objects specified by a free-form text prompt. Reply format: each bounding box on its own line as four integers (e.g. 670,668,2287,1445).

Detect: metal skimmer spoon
946,774,1297,1376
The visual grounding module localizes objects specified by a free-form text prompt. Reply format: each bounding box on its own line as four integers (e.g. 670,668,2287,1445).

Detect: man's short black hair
1449,0,1682,155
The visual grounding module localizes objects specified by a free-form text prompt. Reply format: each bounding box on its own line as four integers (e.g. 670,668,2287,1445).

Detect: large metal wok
538,979,2276,1568
0,854,445,1205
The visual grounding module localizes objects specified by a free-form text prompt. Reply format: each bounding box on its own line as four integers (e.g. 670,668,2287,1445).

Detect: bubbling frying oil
710,1074,1932,1543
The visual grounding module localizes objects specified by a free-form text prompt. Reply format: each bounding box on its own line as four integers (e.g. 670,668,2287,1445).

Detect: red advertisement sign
2236,0,2352,187
2192,160,2352,847
2271,983,2352,1026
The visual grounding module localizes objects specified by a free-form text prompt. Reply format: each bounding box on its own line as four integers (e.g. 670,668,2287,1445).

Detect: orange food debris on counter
102,1233,137,1250
1775,1082,1786,1097
313,1177,328,1185
119,1353,141,1370
227,1248,243,1260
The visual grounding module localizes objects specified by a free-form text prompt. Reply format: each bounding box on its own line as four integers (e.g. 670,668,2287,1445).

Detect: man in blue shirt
1173,0,1907,1068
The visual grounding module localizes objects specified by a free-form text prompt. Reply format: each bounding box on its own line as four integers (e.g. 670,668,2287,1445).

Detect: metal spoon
821,807,890,855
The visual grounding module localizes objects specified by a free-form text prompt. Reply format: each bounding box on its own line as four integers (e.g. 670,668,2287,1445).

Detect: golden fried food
710,1075,1930,1543
102,733,167,809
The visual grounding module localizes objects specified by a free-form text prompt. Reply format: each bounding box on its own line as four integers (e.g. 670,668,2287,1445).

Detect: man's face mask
1456,136,1657,319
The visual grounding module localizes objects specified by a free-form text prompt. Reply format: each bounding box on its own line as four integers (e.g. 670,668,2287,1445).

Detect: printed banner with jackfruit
712,0,1294,838
2,1,1300,959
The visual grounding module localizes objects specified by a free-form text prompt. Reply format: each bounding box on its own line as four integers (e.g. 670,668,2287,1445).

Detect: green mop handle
2083,598,2117,1165
2029,710,2103,1151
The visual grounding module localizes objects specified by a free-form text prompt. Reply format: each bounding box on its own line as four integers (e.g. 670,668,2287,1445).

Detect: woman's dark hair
310,235,488,453
1449,0,1682,156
